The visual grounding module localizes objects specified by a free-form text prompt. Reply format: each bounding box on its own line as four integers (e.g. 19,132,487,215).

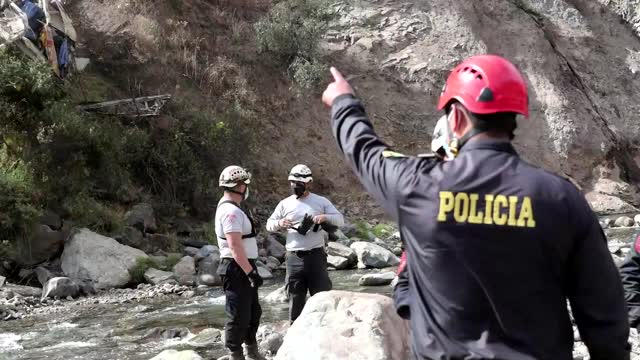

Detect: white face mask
431,115,458,160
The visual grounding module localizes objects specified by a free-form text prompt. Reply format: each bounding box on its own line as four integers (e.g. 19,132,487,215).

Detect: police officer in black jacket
321,55,630,360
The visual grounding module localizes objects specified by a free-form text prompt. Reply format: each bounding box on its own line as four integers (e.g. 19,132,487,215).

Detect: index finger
330,67,345,82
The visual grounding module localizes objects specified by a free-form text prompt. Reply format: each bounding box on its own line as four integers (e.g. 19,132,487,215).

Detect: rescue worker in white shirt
266,164,345,322
214,165,266,360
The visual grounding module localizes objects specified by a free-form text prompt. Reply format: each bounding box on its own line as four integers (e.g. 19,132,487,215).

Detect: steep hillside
66,0,640,219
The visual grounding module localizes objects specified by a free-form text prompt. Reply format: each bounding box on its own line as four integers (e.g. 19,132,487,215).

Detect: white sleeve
266,201,285,232
323,198,344,227
221,206,244,234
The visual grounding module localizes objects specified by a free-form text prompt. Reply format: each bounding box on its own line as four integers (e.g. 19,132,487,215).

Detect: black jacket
330,94,630,360
618,230,640,328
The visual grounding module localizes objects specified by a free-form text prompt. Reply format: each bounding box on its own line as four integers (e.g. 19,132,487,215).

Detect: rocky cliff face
318,0,640,215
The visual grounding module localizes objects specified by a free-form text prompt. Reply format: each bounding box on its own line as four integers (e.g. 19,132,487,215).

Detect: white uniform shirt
215,199,258,259
266,193,344,251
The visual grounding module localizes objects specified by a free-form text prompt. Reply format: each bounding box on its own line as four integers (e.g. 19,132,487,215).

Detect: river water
0,269,393,360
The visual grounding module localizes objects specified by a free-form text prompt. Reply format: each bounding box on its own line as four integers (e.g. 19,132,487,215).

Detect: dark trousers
285,247,332,322
218,258,262,352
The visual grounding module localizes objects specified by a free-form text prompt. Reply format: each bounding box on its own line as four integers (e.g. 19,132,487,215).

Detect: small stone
614,216,634,227
181,290,195,298
54,300,62,306
66,296,73,301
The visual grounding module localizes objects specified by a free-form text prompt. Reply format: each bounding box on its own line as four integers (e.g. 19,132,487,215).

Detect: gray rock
179,238,209,249
181,290,196,298
40,210,62,230
3,283,42,297
173,256,196,286
635,214,640,226
266,256,280,268
358,272,396,286
605,227,639,244
258,248,268,258
184,247,200,257
341,223,359,238
327,242,357,263
265,236,286,261
261,333,285,355
615,216,635,227
274,291,410,360
0,275,4,288
124,203,157,233
190,328,221,347
42,277,80,299
194,245,220,263
144,268,175,285
264,285,289,303
392,247,403,256
258,266,273,279
150,350,203,360
19,224,65,266
327,255,351,270
197,253,221,286
122,226,144,250
350,241,400,268
34,266,54,287
61,228,148,289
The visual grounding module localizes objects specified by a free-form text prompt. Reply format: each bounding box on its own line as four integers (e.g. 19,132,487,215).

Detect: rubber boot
245,344,267,360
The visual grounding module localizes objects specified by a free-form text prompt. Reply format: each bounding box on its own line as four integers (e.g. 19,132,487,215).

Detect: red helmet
437,54,529,118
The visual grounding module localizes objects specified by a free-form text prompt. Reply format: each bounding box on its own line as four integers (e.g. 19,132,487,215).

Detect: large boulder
42,277,80,299
358,272,396,286
327,255,352,270
144,268,175,285
265,235,287,260
149,349,203,360
61,228,149,289
197,253,221,286
173,256,196,286
19,224,65,266
274,290,410,360
350,242,400,269
258,321,290,355
327,242,357,263
124,203,157,233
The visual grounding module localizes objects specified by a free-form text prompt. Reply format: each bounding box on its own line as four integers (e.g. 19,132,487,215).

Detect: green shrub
255,0,335,89
164,254,182,271
289,56,327,90
129,256,159,284
203,221,217,245
372,223,394,239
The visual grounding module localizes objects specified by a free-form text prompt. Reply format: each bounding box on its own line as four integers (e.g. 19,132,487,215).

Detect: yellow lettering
468,193,484,224
438,192,454,221
508,196,518,226
453,193,469,223
493,195,508,225
517,196,536,228
483,195,494,225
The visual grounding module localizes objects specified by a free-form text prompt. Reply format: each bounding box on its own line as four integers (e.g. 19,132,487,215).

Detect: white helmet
288,164,313,183
219,165,251,188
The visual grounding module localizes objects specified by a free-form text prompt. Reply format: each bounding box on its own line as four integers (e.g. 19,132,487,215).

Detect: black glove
295,214,315,235
247,268,263,288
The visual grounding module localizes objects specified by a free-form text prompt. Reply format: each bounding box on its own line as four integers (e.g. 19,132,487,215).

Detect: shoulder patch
382,150,407,158
634,234,640,254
